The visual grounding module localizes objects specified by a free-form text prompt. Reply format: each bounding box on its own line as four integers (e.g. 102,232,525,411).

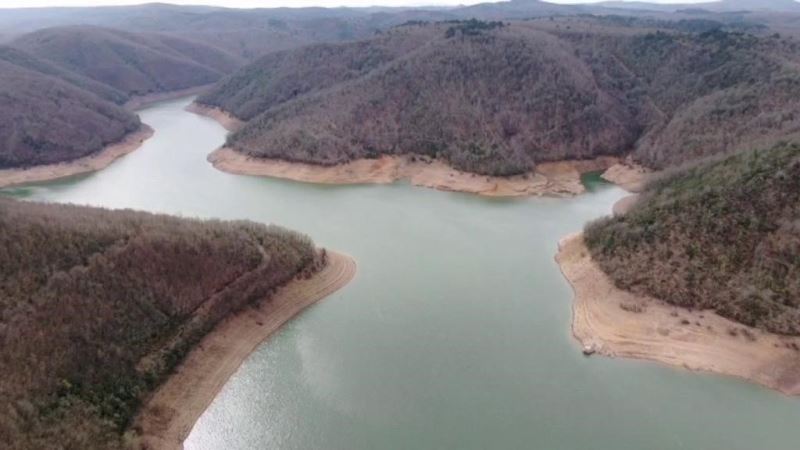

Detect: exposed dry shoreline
209,147,623,197
0,87,218,189
556,233,800,396
185,103,244,132
0,125,154,189
189,101,651,197
132,250,356,450
601,161,650,192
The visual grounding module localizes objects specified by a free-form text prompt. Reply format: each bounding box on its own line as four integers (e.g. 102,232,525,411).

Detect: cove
4,97,800,450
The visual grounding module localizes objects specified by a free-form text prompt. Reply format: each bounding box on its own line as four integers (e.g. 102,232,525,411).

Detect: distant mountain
0,4,408,59
1,1,798,59
200,18,800,175
12,26,244,97
0,47,140,169
600,0,800,13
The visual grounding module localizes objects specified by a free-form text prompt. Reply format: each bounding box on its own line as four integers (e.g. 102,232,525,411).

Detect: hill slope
585,143,800,335
13,26,245,97
0,51,140,169
205,22,640,176
200,19,800,175
0,199,319,449
0,46,127,104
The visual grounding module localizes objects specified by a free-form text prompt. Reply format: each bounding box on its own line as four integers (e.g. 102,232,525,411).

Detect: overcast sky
0,0,716,9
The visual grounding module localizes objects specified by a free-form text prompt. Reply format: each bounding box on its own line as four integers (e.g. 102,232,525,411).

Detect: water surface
5,98,799,450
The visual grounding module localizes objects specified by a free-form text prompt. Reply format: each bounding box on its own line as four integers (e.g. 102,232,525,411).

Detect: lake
5,97,799,450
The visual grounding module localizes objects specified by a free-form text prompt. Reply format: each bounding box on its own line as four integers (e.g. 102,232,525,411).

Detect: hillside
0,46,127,104
0,198,320,449
199,19,800,175
204,21,639,176
585,143,800,335
0,51,140,169
12,26,245,97
197,26,441,121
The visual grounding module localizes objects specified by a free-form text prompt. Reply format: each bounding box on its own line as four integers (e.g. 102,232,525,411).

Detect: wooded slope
586,143,800,335
0,50,140,169
199,19,800,175
0,199,318,449
13,26,245,98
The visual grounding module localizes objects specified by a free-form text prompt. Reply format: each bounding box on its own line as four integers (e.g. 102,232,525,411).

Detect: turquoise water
5,98,799,450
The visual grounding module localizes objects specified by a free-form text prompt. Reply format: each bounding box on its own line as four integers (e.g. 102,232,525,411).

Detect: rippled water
5,98,799,450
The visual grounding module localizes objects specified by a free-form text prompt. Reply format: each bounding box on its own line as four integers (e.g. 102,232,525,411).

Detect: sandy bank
556,233,800,396
0,125,154,189
601,162,650,192
208,147,620,198
185,103,244,132
124,84,214,111
133,250,356,450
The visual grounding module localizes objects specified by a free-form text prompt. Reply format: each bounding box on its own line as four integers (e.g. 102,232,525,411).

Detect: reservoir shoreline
207,147,625,197
0,87,218,189
133,250,356,450
556,232,800,397
190,102,648,197
124,85,216,111
185,103,245,132
0,125,154,188
10,96,800,450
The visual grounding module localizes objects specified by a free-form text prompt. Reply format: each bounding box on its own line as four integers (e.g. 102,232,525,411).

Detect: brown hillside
585,143,800,335
0,199,318,449
0,55,140,169
200,19,800,174
13,26,244,97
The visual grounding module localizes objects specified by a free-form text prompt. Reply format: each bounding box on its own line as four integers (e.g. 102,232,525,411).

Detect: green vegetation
200,19,800,175
444,19,505,38
585,143,800,335
0,199,319,449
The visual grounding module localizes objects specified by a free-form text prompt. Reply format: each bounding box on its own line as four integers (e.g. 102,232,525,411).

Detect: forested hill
0,48,140,169
585,143,800,335
12,26,245,98
0,198,319,449
0,25,249,170
199,18,800,176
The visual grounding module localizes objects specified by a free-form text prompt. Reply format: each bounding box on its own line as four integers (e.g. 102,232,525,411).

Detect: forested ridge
0,26,248,170
199,18,800,175
586,143,800,335
0,50,141,169
12,26,245,98
0,199,320,449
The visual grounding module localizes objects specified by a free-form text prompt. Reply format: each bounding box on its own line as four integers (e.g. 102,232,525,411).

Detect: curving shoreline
185,103,244,132
0,125,154,189
124,84,215,111
556,232,800,396
208,147,623,197
188,101,651,197
132,250,356,450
